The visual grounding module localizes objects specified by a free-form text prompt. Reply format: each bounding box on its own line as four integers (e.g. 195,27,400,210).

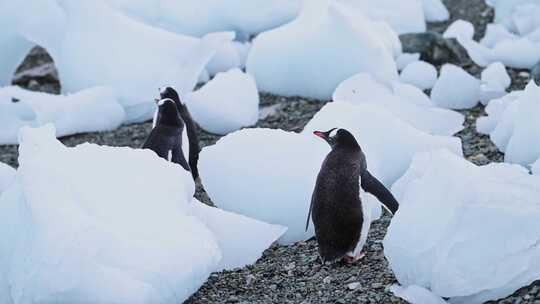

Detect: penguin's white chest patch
167,150,172,162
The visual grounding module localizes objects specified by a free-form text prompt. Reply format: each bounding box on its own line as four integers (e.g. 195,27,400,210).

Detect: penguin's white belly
348,193,372,257
348,177,372,257
182,127,189,163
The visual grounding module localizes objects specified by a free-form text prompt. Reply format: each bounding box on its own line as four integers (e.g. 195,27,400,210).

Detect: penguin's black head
155,98,183,127
159,86,181,104
313,128,360,150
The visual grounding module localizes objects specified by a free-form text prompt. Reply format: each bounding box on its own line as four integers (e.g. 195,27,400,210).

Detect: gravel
2,0,540,303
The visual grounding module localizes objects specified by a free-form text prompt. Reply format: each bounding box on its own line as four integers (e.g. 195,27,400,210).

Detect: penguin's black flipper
178,103,201,180
361,171,399,214
172,146,191,173
305,195,315,231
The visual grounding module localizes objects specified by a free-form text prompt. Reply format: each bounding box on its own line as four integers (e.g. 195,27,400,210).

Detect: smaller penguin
153,86,201,180
144,98,190,172
306,128,399,264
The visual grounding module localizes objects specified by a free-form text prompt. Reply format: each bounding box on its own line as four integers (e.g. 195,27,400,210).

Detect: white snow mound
246,0,398,100
0,86,125,145
333,73,464,136
385,149,540,304
0,124,221,303
186,68,259,135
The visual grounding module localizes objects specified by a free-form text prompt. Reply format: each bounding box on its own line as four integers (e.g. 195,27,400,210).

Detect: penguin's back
311,150,364,262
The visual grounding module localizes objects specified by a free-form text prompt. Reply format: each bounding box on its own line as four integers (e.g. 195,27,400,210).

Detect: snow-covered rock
0,163,15,194
390,284,447,304
18,0,228,123
477,81,540,165
0,124,284,303
443,20,475,41
246,0,398,100
480,62,511,104
105,0,301,38
396,53,421,71
422,0,449,22
400,61,438,90
385,149,540,304
431,64,481,109
186,69,259,135
333,73,464,136
200,128,329,244
303,102,463,186
0,86,125,145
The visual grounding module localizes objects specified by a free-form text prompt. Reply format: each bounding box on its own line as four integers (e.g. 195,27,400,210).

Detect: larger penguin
153,86,201,180
306,128,399,263
144,98,191,172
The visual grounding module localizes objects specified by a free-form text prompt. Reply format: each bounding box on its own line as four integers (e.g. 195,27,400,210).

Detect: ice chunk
0,163,15,194
476,91,521,134
422,0,450,22
481,62,511,91
0,2,33,86
333,73,464,135
18,0,226,123
199,129,329,244
186,69,259,135
532,158,540,174
203,32,252,76
0,124,221,303
341,0,426,34
480,24,517,48
246,0,398,100
479,82,540,165
385,149,540,303
480,62,511,104
431,64,481,109
390,284,447,304
303,102,463,186
0,86,125,145
443,20,475,41
190,200,286,271
106,0,301,38
396,53,421,71
460,37,540,69
400,61,438,90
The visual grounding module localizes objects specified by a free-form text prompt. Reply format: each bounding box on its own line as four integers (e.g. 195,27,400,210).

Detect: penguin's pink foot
344,252,365,264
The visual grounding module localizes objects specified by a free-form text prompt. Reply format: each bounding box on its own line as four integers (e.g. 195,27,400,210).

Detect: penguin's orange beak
313,131,326,139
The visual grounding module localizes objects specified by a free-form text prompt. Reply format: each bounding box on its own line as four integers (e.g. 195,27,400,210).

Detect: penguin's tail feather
305,196,315,231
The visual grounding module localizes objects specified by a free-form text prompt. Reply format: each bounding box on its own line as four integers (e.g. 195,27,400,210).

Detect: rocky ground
1,0,540,303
